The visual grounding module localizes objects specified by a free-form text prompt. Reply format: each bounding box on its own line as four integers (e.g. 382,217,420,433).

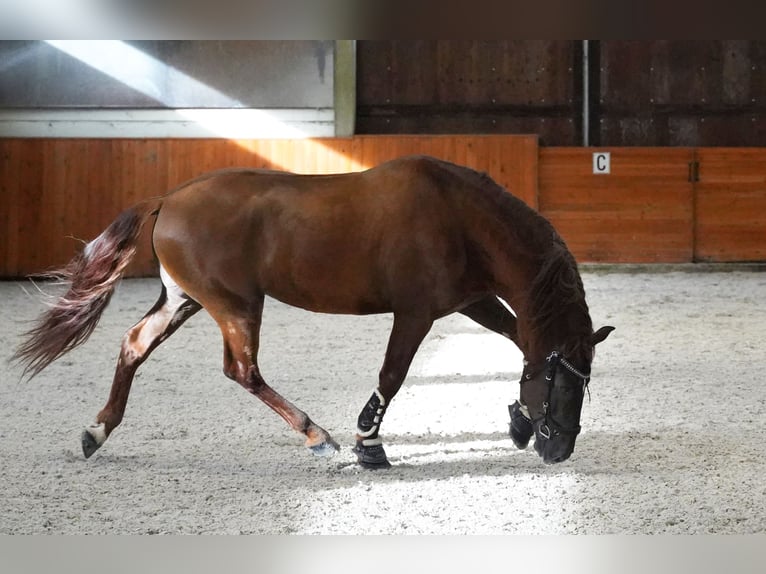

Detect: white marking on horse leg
161,264,193,314
122,264,192,361
236,360,249,382
84,422,107,445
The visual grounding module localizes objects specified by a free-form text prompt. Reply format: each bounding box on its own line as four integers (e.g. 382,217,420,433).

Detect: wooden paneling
602,41,766,109
358,40,576,107
539,148,695,263
0,135,538,278
695,148,766,261
4,136,764,276
356,41,580,145
358,40,766,146
598,41,766,146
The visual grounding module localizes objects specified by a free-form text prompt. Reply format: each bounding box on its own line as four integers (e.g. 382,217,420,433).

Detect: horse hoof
81,422,107,459
509,424,532,450
81,429,102,459
353,442,391,470
308,441,339,458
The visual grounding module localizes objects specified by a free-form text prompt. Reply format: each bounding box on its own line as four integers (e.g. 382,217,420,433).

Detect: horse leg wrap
356,388,388,441
508,400,533,450
354,389,391,469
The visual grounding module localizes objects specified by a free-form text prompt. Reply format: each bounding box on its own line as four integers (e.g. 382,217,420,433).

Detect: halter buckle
545,351,560,381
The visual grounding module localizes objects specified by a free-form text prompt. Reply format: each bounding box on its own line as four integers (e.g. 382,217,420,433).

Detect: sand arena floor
1,267,764,534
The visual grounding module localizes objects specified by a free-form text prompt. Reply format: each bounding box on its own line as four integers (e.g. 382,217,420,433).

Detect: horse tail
12,199,162,379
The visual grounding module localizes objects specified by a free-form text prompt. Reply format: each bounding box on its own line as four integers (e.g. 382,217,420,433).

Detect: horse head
512,325,614,464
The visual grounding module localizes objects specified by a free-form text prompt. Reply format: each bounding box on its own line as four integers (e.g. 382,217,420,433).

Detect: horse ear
591,326,615,346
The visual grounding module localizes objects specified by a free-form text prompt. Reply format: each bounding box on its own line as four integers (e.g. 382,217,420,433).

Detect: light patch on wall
20,41,368,173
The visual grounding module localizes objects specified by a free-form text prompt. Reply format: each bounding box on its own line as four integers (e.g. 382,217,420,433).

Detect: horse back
152,158,488,316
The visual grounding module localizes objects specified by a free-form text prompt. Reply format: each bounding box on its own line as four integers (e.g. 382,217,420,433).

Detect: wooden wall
596,41,766,146
2,136,764,278
357,41,766,147
0,135,538,277
539,147,766,263
357,41,581,145
695,148,766,261
539,148,695,263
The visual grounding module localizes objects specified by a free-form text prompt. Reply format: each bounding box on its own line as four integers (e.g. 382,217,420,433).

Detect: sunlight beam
45,40,305,137
414,332,524,378
43,41,367,172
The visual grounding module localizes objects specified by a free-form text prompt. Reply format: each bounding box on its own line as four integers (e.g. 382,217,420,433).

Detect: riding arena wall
0,135,764,278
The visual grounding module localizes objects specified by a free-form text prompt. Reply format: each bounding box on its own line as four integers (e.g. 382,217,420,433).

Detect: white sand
1,268,765,534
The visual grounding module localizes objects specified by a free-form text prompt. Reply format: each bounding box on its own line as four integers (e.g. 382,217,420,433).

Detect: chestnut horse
14,156,613,468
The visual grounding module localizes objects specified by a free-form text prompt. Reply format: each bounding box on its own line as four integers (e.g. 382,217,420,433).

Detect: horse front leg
459,295,519,346
354,312,433,469
217,305,339,458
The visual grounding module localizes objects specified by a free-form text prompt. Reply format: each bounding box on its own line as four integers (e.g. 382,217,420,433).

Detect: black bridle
522,350,591,440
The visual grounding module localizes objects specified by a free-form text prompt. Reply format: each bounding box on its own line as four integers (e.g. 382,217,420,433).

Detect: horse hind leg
215,302,339,458
82,267,201,458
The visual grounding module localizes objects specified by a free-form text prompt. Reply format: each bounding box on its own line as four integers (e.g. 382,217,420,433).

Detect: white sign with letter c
593,152,610,174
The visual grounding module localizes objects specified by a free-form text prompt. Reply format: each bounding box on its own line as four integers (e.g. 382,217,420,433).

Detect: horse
13,155,613,468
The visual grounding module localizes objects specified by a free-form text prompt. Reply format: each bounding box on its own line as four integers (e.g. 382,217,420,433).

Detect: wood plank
0,135,537,277
5,138,764,275
539,148,695,262
0,140,34,275
695,148,766,261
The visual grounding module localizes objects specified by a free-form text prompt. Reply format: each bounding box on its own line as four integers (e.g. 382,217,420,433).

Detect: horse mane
426,157,593,357
425,157,557,257
525,239,593,359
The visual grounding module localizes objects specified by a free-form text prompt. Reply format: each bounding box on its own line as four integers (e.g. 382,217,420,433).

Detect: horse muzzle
532,421,577,464
508,401,579,464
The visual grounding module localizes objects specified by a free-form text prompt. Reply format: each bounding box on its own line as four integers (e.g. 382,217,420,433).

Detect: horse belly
260,242,389,315
261,235,475,318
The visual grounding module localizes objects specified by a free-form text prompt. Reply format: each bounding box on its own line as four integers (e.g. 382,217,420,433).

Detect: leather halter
521,350,590,439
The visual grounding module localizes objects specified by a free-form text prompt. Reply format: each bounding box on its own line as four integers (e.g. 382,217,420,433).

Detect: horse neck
524,287,592,364
459,192,591,363
520,247,593,364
